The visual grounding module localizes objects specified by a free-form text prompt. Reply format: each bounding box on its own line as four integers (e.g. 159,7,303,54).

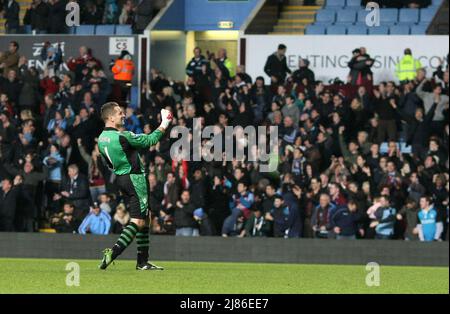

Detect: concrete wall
150,31,188,80
0,233,448,267
155,0,261,31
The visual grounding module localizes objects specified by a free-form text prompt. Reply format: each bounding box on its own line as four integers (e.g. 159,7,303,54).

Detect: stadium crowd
0,37,448,242
0,0,166,34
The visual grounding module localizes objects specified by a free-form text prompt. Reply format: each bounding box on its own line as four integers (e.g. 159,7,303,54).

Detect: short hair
278,44,287,50
101,102,120,122
10,41,19,50
420,196,432,204
68,164,79,172
274,195,284,202
404,48,412,55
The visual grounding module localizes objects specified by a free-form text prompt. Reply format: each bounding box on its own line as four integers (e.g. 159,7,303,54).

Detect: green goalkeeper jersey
97,127,163,176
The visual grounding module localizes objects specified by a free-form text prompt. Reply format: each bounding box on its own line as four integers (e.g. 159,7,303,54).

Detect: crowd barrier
0,233,448,267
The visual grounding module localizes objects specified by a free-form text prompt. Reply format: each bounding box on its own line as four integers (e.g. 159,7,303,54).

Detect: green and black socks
136,227,150,265
112,222,139,260
111,223,150,265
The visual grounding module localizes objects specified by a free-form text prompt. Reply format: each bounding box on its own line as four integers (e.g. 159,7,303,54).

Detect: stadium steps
271,0,324,34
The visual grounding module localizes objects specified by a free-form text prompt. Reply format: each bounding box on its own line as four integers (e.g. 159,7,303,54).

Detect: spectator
348,48,374,86
0,178,19,231
265,195,292,238
78,202,111,235
51,202,80,233
77,138,106,202
222,209,246,238
396,48,423,83
118,0,135,25
311,194,336,239
416,196,439,242
370,195,397,240
331,200,362,240
48,0,67,34
174,190,198,237
416,79,449,136
18,59,40,113
396,101,437,159
1,0,20,34
103,0,118,24
124,107,142,134
82,0,103,24
110,203,130,234
281,96,300,128
186,47,209,79
57,164,92,220
0,41,19,78
212,48,235,80
243,208,271,237
292,59,315,87
1,69,21,107
373,83,398,143
23,0,49,34
264,44,291,85
398,198,420,241
111,50,135,106
229,181,255,220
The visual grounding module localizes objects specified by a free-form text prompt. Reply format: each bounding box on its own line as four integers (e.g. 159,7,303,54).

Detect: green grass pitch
0,258,447,294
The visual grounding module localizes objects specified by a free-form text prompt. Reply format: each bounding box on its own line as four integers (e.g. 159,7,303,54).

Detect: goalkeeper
97,102,173,270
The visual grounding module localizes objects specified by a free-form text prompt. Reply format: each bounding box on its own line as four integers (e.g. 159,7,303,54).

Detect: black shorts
116,173,150,220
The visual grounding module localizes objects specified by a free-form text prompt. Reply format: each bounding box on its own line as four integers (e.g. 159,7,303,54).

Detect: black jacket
397,102,437,147
48,0,67,34
24,1,49,31
4,0,20,29
0,187,19,231
292,67,315,85
264,53,291,82
174,202,196,229
60,174,92,217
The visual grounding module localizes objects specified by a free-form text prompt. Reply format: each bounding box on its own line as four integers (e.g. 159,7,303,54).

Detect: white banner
241,35,449,84
109,37,135,55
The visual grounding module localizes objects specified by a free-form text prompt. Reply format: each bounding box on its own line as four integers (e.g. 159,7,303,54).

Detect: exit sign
218,21,234,29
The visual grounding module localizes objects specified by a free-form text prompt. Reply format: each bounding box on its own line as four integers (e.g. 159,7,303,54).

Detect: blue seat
347,25,368,35
326,0,346,7
316,10,336,23
357,9,396,26
357,10,370,24
305,25,327,35
96,25,116,35
68,26,76,34
380,9,399,23
420,7,438,23
390,25,410,35
368,25,389,35
115,24,133,35
76,25,95,35
346,0,362,7
327,25,347,34
432,0,443,6
411,24,428,34
399,9,419,24
336,9,357,23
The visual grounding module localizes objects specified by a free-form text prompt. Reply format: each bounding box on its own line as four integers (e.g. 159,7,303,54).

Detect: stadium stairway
271,0,325,35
